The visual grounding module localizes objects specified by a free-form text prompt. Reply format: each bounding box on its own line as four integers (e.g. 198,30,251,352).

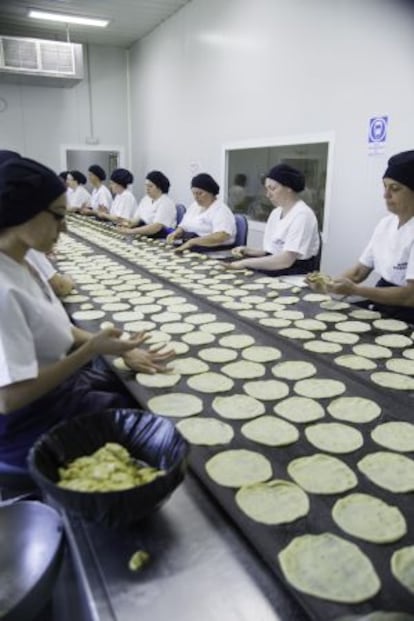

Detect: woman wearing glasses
0,157,173,470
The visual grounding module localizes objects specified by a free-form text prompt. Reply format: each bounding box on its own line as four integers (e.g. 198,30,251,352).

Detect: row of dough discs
56,226,414,616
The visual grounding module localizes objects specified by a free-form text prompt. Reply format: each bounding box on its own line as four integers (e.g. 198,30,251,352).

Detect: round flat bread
371,422,414,452
238,310,268,319
212,394,265,419
241,346,282,363
135,372,181,388
294,378,346,399
72,309,105,320
80,303,94,310
200,322,235,335
101,302,131,312
219,334,255,349
294,319,327,331
147,393,203,417
370,371,414,390
242,295,267,304
205,449,272,488
302,293,331,302
222,302,252,311
176,418,234,446
156,341,189,355
278,533,380,603
275,310,304,320
352,343,392,359
322,331,360,344
241,416,299,446
272,361,316,381
222,360,265,379
333,493,406,543
145,331,172,344
63,294,89,303
259,318,292,328
375,334,412,348
403,348,414,360
336,321,371,333
391,546,414,595
278,328,314,340
274,397,324,422
236,480,309,525
112,311,144,322
170,357,209,375
315,312,348,323
327,397,381,423
185,313,217,325
160,322,194,335
112,357,131,371
303,340,343,354
167,303,198,313
187,372,234,393
130,296,156,305
151,311,182,323
305,422,363,453
373,318,408,332
357,451,414,492
256,302,285,312
124,320,156,332
288,453,358,493
243,379,289,401
198,347,238,363
386,358,414,376
334,355,377,370
182,331,216,345
133,304,162,314
319,300,350,310
276,295,300,305
349,308,382,320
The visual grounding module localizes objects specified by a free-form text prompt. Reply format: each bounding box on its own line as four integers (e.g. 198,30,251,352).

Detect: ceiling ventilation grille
0,36,83,87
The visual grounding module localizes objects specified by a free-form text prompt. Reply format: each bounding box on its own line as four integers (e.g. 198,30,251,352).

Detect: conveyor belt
56,219,414,620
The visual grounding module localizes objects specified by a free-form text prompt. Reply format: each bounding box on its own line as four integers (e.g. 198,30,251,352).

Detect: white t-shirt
110,189,138,220
0,253,74,388
68,185,91,209
26,250,56,281
359,214,414,286
90,185,113,211
134,194,177,228
263,200,320,259
180,199,236,243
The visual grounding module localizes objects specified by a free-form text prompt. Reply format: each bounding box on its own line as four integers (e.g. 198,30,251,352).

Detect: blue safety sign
368,116,388,143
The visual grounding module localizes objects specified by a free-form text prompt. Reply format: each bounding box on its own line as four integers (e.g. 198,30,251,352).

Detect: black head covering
0,150,21,166
146,170,170,193
191,173,219,196
0,157,66,229
383,150,414,191
110,168,133,188
59,170,69,181
69,170,87,185
266,164,305,193
88,164,106,181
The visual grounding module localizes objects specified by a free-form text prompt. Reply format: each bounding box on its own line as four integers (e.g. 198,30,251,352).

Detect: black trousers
354,277,414,324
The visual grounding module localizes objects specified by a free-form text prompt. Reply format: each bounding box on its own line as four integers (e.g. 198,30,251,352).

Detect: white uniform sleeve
26,250,57,281
179,203,196,230
282,211,318,257
98,186,112,210
0,290,38,387
154,197,177,228
359,232,376,269
211,206,236,238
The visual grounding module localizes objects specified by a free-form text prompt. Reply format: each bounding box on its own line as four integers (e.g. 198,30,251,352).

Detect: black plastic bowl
28,409,190,528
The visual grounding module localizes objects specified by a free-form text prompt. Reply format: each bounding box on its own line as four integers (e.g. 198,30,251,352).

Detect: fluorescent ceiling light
28,10,109,28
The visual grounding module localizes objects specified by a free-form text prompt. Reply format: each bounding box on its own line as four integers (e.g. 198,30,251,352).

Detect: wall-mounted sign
368,115,388,156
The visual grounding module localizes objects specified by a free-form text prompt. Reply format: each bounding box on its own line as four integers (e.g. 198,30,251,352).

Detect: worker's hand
123,343,176,374
166,231,180,244
117,226,135,235
88,328,144,356
305,271,333,293
328,277,357,296
231,246,246,258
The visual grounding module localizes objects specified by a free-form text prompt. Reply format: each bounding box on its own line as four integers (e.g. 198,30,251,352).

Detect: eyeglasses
46,209,66,222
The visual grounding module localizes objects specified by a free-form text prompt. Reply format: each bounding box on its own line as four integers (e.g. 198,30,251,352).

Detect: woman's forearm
233,251,297,271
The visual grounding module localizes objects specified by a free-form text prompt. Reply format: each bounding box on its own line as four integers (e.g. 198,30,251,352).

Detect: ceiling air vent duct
0,35,83,87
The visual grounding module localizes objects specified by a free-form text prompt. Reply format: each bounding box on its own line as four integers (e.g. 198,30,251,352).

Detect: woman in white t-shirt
0,158,174,468
227,164,320,275
309,150,414,322
97,168,138,223
117,170,176,237
66,170,91,212
167,173,236,253
80,164,112,216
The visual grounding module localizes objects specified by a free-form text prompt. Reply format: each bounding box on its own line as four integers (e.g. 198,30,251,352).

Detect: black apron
354,277,414,324
0,361,136,469
256,254,320,277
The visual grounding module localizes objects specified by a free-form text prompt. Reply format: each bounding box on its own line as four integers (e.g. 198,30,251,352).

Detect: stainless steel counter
63,471,309,621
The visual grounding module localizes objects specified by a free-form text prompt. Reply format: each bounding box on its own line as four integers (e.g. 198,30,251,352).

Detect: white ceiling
0,0,192,48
